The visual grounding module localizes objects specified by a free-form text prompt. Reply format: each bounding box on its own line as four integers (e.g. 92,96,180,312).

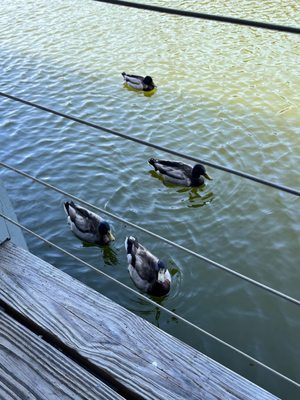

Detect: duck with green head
125,236,171,297
64,201,115,245
122,72,156,91
148,158,212,187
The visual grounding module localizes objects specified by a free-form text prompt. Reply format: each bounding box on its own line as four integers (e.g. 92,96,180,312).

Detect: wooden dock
0,240,279,400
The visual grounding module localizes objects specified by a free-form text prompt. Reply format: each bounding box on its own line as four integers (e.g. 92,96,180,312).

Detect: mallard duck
148,158,212,187
122,72,156,91
64,201,115,245
125,236,171,296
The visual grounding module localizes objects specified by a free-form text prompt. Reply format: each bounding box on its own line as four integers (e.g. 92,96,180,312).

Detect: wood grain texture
0,308,124,400
0,241,278,400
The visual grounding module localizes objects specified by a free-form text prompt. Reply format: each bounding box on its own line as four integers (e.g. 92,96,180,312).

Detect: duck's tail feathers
125,236,138,267
122,72,126,79
63,200,76,216
125,236,139,253
148,158,158,168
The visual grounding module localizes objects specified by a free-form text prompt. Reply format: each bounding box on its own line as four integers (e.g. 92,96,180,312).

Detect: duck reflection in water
178,187,215,208
153,306,179,329
133,262,180,328
83,241,119,266
149,170,214,208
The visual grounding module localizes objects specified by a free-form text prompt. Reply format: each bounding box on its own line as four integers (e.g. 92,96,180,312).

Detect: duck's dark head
98,221,115,243
192,164,212,180
143,76,154,86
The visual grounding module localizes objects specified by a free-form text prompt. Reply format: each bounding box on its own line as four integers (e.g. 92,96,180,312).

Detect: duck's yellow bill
108,231,115,241
204,173,213,180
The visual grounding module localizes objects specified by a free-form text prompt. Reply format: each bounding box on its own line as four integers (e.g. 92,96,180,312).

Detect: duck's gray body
64,201,114,245
125,236,171,296
148,158,212,187
122,72,155,91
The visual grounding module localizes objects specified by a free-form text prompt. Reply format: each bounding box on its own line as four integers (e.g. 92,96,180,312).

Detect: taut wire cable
94,0,300,35
1,92,299,197
0,211,299,388
1,161,299,307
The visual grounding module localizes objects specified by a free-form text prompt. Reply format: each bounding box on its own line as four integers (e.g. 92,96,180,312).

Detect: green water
0,1,299,397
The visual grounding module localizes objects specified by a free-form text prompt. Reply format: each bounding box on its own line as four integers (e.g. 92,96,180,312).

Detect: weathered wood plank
0,308,124,400
0,241,278,400
0,179,28,249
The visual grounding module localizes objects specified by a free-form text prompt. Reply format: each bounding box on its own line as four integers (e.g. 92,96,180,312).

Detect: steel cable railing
1,92,299,197
1,161,299,307
94,0,300,34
